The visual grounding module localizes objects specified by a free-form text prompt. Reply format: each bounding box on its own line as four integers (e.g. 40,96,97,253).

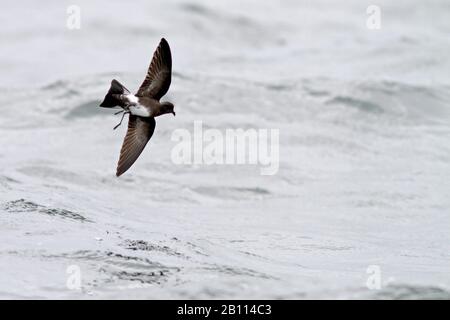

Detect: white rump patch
126,94,139,104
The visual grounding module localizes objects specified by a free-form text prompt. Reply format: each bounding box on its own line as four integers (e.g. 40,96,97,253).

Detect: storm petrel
100,38,175,177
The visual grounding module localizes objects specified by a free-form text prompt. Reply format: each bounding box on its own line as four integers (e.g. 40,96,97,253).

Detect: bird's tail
99,79,131,108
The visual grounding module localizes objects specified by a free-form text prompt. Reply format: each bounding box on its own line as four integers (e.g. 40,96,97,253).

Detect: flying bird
99,38,175,177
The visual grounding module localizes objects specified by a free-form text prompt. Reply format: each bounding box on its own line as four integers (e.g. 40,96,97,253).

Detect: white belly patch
129,105,150,117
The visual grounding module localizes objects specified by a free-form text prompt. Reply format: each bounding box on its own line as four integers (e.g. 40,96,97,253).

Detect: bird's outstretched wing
136,38,172,100
116,115,156,176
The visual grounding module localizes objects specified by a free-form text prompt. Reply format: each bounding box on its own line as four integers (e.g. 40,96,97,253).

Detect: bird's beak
172,111,176,116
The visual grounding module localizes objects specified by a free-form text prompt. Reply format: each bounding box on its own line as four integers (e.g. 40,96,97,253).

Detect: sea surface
0,0,449,299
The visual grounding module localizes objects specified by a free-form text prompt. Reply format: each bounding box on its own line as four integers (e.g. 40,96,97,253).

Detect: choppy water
0,0,449,299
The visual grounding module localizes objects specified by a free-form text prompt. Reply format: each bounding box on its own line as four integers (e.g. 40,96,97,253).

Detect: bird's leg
114,109,124,115
113,111,130,130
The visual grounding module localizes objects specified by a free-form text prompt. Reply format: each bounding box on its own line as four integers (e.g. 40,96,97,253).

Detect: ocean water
0,0,449,299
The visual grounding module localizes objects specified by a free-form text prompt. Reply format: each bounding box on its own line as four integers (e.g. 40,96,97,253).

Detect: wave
2,199,91,222
369,284,450,300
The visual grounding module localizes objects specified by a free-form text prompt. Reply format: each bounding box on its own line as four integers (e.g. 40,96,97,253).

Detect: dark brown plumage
136,38,172,100
116,116,156,177
99,38,175,176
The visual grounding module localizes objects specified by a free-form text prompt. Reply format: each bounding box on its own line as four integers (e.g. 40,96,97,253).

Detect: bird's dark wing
116,115,156,177
136,38,172,100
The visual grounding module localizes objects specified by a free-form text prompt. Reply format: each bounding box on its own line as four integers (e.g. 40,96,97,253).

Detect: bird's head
161,101,175,116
